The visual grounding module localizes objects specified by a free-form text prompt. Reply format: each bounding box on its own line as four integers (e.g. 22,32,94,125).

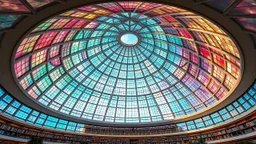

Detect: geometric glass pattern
0,81,255,132
13,2,242,123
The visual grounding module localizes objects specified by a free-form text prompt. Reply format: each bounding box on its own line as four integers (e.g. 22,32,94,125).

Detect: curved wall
0,0,255,138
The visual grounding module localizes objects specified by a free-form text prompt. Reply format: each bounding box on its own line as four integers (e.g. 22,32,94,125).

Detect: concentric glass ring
13,2,242,123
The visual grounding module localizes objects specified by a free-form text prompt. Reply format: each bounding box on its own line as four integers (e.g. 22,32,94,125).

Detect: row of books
0,118,255,143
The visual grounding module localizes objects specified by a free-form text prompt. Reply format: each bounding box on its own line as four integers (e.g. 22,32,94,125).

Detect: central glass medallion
120,33,138,46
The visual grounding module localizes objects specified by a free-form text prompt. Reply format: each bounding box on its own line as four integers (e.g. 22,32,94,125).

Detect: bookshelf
0,115,255,143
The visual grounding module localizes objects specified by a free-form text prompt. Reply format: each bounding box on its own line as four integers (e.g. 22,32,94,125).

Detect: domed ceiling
12,2,242,123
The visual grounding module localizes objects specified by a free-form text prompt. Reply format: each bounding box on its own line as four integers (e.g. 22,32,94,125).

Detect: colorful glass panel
13,2,242,124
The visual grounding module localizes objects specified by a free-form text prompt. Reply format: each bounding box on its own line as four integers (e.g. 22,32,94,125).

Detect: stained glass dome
13,2,242,124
